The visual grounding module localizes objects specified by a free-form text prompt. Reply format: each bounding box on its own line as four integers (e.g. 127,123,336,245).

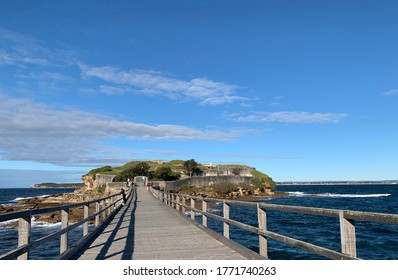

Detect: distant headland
277,180,398,186
31,182,84,189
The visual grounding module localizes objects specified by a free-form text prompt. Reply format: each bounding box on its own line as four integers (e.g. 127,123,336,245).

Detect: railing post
172,194,175,208
95,201,100,227
176,195,181,211
17,211,31,260
223,201,230,239
257,204,268,258
107,198,111,216
60,209,69,254
182,196,186,213
339,210,357,258
101,200,106,220
190,198,195,220
202,199,207,227
83,204,89,236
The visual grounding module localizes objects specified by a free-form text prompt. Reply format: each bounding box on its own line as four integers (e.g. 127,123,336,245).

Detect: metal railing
150,187,398,260
0,187,132,260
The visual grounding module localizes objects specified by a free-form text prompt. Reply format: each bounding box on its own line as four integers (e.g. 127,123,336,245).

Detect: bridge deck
72,187,251,260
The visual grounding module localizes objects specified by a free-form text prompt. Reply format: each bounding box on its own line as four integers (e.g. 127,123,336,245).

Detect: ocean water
0,188,79,259
1,184,398,260
202,184,398,260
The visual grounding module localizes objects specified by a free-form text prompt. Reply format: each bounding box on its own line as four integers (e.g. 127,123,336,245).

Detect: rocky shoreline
0,188,105,227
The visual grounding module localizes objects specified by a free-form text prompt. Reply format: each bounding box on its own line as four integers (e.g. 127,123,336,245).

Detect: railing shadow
121,187,137,260
70,187,137,260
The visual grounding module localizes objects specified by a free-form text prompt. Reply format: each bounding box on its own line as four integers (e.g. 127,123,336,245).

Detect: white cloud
234,111,348,124
1,28,247,106
79,64,246,105
0,94,236,166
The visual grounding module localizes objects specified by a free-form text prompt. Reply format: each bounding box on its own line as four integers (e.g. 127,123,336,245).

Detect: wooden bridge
1,185,398,260
72,187,257,260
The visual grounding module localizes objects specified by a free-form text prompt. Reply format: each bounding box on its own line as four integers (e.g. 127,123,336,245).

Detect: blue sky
1,0,397,187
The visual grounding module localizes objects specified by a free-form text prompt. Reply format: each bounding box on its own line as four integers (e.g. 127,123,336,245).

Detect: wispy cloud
79,64,247,105
0,28,72,67
382,89,398,96
210,153,298,160
233,111,348,124
1,28,248,107
0,94,237,166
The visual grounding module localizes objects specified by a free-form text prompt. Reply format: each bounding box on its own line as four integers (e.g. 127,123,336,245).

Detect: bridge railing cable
149,187,398,260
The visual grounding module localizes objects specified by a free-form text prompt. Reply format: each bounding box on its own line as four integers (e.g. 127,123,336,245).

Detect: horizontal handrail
176,193,398,224
0,186,132,260
150,187,398,260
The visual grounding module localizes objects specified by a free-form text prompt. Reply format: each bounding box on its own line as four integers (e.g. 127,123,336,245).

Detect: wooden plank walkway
72,187,257,260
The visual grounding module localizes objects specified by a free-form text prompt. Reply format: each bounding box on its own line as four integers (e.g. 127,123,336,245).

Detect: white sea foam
0,217,61,228
184,211,202,217
314,193,391,198
14,194,50,201
31,220,62,228
288,192,391,198
287,191,306,196
0,218,19,227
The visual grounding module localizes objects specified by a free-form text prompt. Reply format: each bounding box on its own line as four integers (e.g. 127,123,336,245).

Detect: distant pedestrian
121,188,127,206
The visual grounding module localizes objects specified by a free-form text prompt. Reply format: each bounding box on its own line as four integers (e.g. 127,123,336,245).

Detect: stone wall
94,174,116,192
164,175,252,192
105,182,127,195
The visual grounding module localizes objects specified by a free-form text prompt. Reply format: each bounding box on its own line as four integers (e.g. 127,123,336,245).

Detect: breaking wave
14,194,50,201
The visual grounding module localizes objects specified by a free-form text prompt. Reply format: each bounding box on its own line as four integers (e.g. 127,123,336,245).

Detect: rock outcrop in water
0,187,111,226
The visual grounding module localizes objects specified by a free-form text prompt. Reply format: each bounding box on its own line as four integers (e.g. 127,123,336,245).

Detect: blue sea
0,188,79,259
202,184,398,260
1,184,398,260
